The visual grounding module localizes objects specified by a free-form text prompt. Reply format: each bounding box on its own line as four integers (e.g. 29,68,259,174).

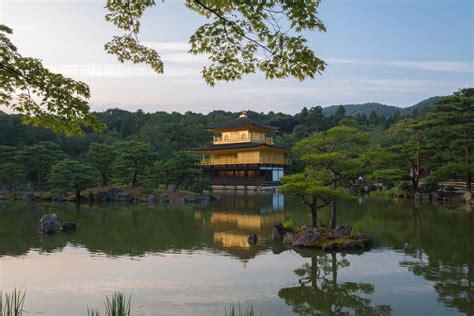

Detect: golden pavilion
190,112,291,188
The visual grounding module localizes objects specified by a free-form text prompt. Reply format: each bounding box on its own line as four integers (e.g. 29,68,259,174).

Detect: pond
0,193,472,315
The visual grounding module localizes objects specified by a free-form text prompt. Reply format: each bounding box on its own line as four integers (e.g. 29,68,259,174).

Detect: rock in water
183,196,196,204
38,214,60,234
159,194,170,204
335,225,352,237
209,193,220,201
272,223,290,241
247,233,258,245
282,232,294,244
354,232,374,247
61,222,76,232
116,191,133,202
147,194,156,204
464,191,472,202
414,192,422,201
22,192,36,202
341,239,365,250
292,228,321,247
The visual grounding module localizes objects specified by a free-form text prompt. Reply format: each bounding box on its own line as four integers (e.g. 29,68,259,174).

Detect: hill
321,97,439,118
401,96,439,116
322,102,400,118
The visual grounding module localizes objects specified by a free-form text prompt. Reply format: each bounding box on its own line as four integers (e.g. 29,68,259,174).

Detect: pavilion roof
189,142,288,152
206,116,278,131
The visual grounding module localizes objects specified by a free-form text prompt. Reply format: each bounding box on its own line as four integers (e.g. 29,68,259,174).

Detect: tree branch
193,0,275,55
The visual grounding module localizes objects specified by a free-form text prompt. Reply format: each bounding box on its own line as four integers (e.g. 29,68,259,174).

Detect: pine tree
88,143,117,186
112,141,156,187
49,159,98,202
291,126,369,229
422,88,474,192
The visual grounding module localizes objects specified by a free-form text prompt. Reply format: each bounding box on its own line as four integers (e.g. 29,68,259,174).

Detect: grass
86,292,131,316
1,289,26,316
225,304,262,316
87,306,101,316
370,188,395,198
104,292,131,316
350,221,363,237
0,290,262,316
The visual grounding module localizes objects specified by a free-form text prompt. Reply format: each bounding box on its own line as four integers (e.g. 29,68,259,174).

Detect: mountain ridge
321,96,439,118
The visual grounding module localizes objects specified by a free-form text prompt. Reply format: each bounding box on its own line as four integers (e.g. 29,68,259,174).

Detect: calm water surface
0,194,472,315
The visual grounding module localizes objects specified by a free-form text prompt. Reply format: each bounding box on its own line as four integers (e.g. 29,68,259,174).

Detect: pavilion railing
213,135,273,145
200,157,291,165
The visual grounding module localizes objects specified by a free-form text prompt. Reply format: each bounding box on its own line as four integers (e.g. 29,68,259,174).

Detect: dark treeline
0,106,405,160
0,89,472,198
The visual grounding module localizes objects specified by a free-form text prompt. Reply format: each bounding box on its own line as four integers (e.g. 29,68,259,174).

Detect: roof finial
239,110,247,118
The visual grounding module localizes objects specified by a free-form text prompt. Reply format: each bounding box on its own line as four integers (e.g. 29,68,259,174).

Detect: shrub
282,218,294,231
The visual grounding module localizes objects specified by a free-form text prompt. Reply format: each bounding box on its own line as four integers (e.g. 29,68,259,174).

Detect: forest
0,88,472,201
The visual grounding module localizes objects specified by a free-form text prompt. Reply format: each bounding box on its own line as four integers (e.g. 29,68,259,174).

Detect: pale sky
1,0,473,114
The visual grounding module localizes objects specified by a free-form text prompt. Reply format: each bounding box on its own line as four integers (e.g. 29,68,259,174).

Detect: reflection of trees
323,198,473,315
401,259,473,315
0,203,213,256
279,252,391,315
400,210,473,315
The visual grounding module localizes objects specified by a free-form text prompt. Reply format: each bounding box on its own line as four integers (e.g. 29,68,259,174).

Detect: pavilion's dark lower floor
203,165,285,186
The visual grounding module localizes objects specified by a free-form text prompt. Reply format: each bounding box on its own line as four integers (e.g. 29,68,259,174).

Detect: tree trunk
132,171,138,187
174,180,183,192
310,197,318,227
465,137,471,193
75,187,81,204
413,129,421,193
101,173,108,186
329,181,337,229
330,200,337,229
411,174,419,193
37,172,42,191
410,160,420,193
467,171,472,193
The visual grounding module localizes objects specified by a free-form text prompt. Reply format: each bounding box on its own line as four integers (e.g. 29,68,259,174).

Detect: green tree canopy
0,162,26,192
104,0,326,86
49,159,98,201
279,171,347,227
113,141,156,187
17,141,65,190
293,126,370,228
87,143,117,186
161,151,204,192
0,25,103,134
0,145,17,164
421,88,474,192
382,118,433,192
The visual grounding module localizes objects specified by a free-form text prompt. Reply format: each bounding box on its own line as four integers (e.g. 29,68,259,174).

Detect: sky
1,0,473,114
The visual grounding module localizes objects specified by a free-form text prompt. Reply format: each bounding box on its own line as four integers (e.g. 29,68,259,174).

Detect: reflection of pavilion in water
196,193,285,258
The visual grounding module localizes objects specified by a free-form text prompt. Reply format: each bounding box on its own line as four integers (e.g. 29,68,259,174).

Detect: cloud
47,42,207,79
48,64,157,78
45,41,470,113
48,40,472,81
327,58,473,73
48,62,202,79
142,41,190,52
